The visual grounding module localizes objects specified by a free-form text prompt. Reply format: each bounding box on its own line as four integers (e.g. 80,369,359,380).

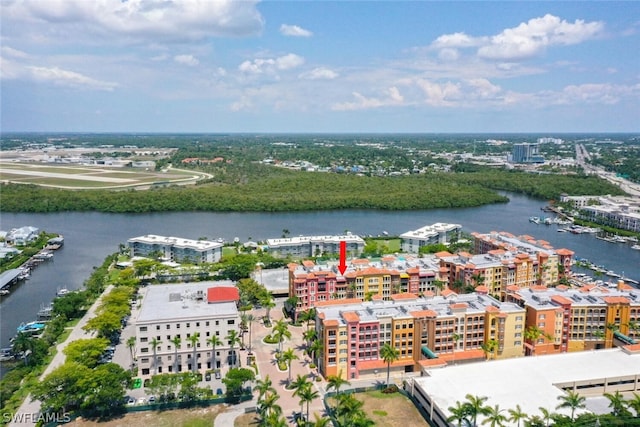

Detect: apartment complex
315,291,525,380
451,231,575,295
288,256,443,312
266,233,365,258
128,234,223,264
506,283,640,355
399,222,461,253
135,282,240,377
560,194,640,233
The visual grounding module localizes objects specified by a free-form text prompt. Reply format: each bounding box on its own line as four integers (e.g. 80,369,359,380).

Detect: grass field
68,405,225,427
235,391,427,427
0,163,207,189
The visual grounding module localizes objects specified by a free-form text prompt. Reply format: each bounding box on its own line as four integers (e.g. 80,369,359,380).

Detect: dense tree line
1,167,622,213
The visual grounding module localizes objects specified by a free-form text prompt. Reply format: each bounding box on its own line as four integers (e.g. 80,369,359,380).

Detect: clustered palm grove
448,391,640,427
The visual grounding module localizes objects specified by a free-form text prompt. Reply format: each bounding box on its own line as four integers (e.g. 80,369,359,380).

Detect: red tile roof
207,286,239,303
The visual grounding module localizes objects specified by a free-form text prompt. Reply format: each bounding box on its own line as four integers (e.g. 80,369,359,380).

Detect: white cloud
280,24,313,37
27,66,118,91
276,53,305,70
332,86,404,111
299,67,339,80
2,0,264,43
414,79,462,106
174,54,199,67
1,46,30,59
554,83,638,105
427,15,604,63
431,32,484,49
239,53,304,74
478,14,604,60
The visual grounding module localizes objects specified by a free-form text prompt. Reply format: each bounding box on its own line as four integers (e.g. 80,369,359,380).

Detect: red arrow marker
338,241,347,275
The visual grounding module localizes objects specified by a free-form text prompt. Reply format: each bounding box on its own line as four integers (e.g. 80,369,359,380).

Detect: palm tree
170,336,181,373
187,332,200,373
556,390,586,421
262,411,287,427
245,313,255,353
482,404,506,427
127,336,136,371
281,347,299,385
627,392,640,417
292,374,311,417
464,394,489,427
481,339,498,360
258,392,283,425
604,390,631,417
298,383,320,424
207,335,222,370
303,328,318,349
537,407,553,427
150,337,162,375
326,370,350,396
334,393,365,426
508,404,527,427
447,401,470,427
12,332,34,366
226,330,241,367
308,339,323,367
261,293,276,324
312,413,331,427
380,343,400,389
273,319,291,354
300,307,316,335
255,375,277,401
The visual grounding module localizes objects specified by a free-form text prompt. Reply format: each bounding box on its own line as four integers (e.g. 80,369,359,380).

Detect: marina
0,235,63,297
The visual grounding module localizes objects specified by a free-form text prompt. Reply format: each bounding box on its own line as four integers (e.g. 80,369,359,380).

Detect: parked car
216,388,223,396
148,395,156,404
205,372,211,381
214,371,221,379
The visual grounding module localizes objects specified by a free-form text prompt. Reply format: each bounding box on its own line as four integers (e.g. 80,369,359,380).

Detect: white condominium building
135,281,240,377
266,233,365,258
400,223,462,253
128,234,223,264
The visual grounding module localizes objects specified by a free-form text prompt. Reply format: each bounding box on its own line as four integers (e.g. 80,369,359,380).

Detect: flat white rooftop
266,234,364,246
137,281,238,323
415,348,640,421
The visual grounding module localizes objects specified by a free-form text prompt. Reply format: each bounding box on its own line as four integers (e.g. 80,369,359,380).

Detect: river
1,193,639,356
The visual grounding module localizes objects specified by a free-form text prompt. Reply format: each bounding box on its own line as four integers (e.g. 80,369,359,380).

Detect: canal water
1,193,639,355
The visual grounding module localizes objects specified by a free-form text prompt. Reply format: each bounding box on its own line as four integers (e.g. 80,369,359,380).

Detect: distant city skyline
1,1,638,133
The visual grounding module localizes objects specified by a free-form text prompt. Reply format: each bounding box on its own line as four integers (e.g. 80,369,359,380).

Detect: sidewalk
9,285,114,427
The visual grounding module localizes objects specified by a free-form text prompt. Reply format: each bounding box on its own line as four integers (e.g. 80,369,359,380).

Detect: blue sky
1,1,638,133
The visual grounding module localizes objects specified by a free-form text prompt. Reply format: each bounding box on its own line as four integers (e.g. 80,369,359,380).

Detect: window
196,322,200,327
140,326,147,332
186,323,190,328
166,325,170,330
177,324,180,329
156,325,160,330
228,319,235,325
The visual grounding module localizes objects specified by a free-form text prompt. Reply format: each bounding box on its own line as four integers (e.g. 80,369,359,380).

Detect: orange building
505,282,640,355
316,291,525,380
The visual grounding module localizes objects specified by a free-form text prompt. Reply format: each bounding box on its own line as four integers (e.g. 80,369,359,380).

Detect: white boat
56,287,70,297
631,244,640,250
0,290,9,296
